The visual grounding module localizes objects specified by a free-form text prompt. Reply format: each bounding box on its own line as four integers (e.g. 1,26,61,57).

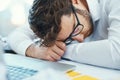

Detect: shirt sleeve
7,25,35,55
63,0,120,69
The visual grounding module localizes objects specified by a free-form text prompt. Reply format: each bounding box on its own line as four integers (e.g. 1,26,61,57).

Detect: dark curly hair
28,0,73,47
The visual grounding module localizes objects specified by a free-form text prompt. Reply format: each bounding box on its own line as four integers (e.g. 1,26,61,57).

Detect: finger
46,55,55,61
55,41,66,51
49,51,61,61
52,45,64,56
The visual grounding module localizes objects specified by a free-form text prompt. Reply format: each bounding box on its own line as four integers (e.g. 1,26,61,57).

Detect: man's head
29,0,93,46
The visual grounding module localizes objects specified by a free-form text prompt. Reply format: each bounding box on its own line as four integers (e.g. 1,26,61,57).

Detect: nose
72,34,84,42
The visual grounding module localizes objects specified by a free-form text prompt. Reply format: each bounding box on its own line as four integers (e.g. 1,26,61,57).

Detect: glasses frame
64,5,84,45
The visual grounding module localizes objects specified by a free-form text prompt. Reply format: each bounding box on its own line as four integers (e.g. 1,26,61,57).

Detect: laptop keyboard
7,65,38,80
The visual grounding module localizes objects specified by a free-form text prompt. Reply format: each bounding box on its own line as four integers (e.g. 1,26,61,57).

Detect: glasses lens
72,24,83,37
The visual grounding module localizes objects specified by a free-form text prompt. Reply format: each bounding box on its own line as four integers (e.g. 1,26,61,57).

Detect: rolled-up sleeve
7,26,35,55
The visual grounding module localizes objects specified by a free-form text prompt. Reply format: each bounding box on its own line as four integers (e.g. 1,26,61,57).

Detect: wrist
25,44,36,57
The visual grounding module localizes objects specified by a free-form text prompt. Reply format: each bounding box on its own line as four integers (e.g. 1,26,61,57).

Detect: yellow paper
72,75,98,80
66,70,81,77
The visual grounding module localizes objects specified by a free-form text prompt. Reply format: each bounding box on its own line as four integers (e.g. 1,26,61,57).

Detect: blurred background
0,0,34,37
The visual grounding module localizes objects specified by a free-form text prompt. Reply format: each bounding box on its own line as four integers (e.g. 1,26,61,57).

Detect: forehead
60,14,74,30
57,14,75,41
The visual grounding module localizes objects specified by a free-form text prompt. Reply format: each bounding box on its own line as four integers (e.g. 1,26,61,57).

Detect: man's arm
64,40,120,69
8,26,66,61
63,0,120,69
26,41,66,61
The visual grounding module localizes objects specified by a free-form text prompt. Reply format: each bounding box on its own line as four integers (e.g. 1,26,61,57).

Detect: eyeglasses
64,6,84,45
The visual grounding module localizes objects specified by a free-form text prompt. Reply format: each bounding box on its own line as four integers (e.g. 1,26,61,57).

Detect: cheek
83,20,92,34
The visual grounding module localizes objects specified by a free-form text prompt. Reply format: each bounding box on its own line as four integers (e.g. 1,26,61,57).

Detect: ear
71,0,80,4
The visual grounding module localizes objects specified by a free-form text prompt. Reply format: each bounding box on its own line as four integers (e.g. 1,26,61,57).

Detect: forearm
63,0,120,69
64,40,120,69
26,44,39,58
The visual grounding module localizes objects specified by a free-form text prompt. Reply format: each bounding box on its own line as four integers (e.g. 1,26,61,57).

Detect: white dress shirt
8,0,120,69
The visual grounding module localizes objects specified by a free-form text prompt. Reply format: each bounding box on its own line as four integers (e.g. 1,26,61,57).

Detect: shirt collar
86,0,100,22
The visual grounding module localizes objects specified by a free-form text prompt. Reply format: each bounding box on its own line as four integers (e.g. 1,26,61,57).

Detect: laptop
0,41,75,80
0,41,7,80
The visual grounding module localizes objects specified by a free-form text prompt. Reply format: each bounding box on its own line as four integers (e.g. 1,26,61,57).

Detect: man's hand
26,41,66,61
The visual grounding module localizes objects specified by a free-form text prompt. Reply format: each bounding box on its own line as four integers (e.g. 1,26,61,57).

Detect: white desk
60,60,120,80
4,53,120,80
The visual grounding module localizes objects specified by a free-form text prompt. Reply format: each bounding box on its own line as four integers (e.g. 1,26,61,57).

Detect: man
8,0,120,69
27,0,93,61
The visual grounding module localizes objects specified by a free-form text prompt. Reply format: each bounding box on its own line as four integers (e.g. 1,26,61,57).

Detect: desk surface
4,53,120,80
60,60,120,80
